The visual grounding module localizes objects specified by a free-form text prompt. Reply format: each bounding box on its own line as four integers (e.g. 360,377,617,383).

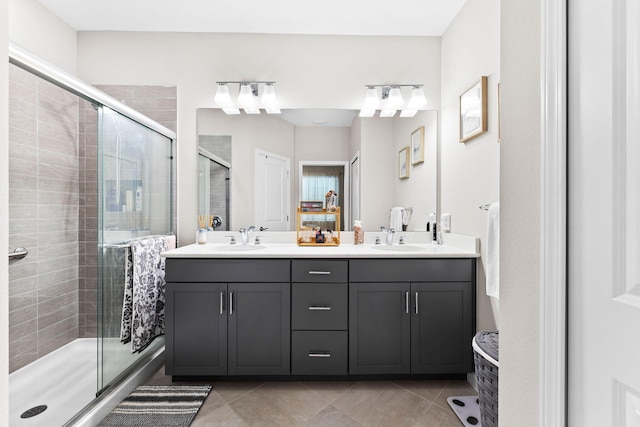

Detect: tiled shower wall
8,64,81,372
8,62,177,371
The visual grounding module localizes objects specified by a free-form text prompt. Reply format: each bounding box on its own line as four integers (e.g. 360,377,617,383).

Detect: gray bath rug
97,384,211,426
447,395,482,426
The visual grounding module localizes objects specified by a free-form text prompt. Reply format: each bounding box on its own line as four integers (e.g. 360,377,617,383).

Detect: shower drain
20,405,47,419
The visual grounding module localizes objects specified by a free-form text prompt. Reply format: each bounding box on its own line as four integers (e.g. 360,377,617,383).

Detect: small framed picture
460,76,488,143
410,126,425,165
398,146,410,179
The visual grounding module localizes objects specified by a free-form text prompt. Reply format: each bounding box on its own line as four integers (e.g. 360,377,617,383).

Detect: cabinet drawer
292,283,347,330
291,331,348,375
166,258,290,283
292,260,348,283
349,259,475,283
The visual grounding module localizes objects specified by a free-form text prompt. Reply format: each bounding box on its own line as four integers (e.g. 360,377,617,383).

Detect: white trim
540,0,567,426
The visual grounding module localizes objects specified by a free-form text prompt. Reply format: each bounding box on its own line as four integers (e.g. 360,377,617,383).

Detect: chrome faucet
386,228,396,245
238,226,255,245
379,226,395,245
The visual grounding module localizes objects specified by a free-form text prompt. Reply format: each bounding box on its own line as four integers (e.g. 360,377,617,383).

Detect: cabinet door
349,282,411,374
228,282,291,375
411,282,474,374
165,282,227,375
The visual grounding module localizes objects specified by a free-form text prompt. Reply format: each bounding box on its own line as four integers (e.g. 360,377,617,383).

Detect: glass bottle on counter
354,220,364,245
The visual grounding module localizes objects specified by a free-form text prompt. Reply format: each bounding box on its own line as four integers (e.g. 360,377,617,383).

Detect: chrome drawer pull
405,291,409,314
308,306,331,311
308,271,331,275
415,292,419,314
220,291,224,315
308,353,331,358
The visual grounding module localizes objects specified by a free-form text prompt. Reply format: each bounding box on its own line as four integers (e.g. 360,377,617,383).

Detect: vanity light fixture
359,86,380,118
359,84,428,118
261,83,281,114
214,83,240,115
400,86,428,117
214,81,280,115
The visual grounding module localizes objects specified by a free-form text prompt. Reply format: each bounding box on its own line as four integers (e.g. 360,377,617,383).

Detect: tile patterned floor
144,367,477,426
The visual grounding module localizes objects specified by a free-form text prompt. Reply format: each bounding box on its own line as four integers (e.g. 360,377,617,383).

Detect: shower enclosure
7,44,176,426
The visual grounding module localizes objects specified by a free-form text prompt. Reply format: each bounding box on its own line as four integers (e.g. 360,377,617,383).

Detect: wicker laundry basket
473,331,499,427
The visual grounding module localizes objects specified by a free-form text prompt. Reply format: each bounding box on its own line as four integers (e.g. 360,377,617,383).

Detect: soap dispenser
428,213,438,244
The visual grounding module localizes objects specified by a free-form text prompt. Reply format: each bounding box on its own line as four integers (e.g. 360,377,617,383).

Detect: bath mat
97,385,211,426
447,395,482,426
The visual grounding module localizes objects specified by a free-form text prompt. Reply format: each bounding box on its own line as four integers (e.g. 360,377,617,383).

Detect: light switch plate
442,213,451,231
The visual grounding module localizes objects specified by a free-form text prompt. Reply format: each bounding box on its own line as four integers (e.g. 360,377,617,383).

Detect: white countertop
162,232,479,259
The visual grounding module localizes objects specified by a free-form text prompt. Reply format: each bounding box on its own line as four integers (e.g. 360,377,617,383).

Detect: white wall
8,0,77,74
76,32,441,245
440,0,500,331
1,0,9,423
500,0,541,424
392,110,438,231
358,118,395,230
197,109,295,229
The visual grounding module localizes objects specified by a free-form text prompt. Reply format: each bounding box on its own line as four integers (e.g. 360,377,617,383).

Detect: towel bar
8,247,28,260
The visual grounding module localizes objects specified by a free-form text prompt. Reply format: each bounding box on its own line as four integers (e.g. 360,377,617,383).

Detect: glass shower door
97,106,173,393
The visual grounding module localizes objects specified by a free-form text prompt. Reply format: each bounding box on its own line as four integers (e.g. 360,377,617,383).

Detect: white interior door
568,0,640,425
255,149,290,230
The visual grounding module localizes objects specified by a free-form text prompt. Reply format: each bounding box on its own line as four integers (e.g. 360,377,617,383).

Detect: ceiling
36,0,468,37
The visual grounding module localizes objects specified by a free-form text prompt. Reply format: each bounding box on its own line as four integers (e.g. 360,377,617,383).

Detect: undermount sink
216,245,266,251
371,245,423,252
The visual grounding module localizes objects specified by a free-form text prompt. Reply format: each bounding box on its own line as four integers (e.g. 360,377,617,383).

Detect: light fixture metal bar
365,84,423,88
216,80,276,85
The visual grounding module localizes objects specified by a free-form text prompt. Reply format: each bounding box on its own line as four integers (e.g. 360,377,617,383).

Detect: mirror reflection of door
299,162,348,231
198,147,230,231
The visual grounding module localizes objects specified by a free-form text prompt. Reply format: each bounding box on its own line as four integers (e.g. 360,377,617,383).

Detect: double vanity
162,233,479,380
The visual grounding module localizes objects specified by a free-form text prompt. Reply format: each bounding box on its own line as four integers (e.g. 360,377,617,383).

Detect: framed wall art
460,76,488,143
410,126,425,165
398,146,410,179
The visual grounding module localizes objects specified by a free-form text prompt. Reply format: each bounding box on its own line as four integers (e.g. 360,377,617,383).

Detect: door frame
298,160,350,230
540,0,567,425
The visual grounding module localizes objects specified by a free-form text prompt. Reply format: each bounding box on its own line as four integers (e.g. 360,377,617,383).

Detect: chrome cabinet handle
405,291,409,314
308,271,331,275
308,353,331,358
220,291,224,315
415,292,419,314
229,292,234,315
308,306,331,311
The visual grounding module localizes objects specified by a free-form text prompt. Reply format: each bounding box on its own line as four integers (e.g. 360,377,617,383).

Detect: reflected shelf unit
296,207,341,246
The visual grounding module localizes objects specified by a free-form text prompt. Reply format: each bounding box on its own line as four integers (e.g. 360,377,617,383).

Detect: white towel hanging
390,207,404,231
486,202,500,299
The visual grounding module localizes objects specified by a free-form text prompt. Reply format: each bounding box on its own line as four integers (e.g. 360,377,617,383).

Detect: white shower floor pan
10,338,97,426
9,337,164,426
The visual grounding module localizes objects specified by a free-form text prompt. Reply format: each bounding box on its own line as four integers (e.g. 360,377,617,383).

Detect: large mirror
197,108,438,232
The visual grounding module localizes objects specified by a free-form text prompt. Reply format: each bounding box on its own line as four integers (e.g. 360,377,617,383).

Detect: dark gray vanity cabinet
348,282,411,374
165,259,291,376
291,260,349,375
349,259,476,375
166,282,228,375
